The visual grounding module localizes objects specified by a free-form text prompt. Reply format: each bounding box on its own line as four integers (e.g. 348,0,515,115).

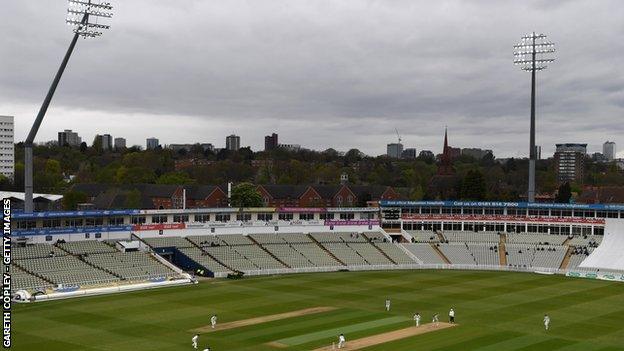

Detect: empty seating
263,244,313,268
375,243,418,264
443,231,499,243
311,232,367,243
13,244,66,260
14,255,119,287
177,247,231,274
438,244,476,265
291,243,340,267
58,240,118,255
231,245,285,269
507,234,567,245
83,251,176,280
347,243,392,265
143,236,194,249
323,243,369,265
216,234,254,246
402,244,445,264
407,231,440,243
466,243,500,266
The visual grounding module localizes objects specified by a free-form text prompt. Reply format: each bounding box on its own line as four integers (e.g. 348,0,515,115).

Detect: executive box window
85,218,104,226
339,213,355,220
236,213,252,221
151,215,168,223
173,214,189,223
361,212,375,219
299,213,314,220
278,213,294,221
64,218,83,227
194,214,210,222
215,214,231,222
108,217,124,225
42,219,61,228
131,216,146,224
257,213,273,221
319,213,334,220
16,220,37,229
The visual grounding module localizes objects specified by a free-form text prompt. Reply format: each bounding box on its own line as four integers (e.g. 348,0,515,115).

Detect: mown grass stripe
275,316,409,346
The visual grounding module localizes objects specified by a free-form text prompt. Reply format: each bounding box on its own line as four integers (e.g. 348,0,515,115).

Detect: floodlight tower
24,0,113,212
514,33,555,203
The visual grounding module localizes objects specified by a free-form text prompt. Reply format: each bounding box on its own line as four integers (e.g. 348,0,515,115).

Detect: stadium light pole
514,32,555,203
24,0,113,212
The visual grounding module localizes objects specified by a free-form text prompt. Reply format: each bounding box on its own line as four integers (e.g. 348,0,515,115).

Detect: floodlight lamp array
66,0,113,38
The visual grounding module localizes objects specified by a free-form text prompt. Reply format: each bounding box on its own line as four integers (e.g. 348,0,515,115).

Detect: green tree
62,190,88,210
124,189,142,208
461,169,486,200
555,182,572,203
156,172,195,185
230,182,263,208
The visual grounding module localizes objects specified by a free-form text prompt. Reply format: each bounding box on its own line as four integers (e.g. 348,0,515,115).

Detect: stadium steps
363,236,397,265
12,262,55,287
499,234,508,266
76,254,124,280
429,243,451,264
344,242,373,265
559,246,574,270
247,236,292,269
185,237,239,273
308,234,346,266
436,231,446,242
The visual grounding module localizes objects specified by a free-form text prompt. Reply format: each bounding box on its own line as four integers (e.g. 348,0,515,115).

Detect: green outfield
12,270,624,350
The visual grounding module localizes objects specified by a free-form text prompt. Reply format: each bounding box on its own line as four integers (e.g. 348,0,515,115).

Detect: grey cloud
0,0,623,157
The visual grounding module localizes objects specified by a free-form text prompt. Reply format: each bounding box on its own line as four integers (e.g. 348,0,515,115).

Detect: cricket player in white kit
544,314,550,330
413,312,421,327
432,313,439,326
449,308,455,324
338,333,346,349
191,334,199,349
211,315,217,329
385,298,391,311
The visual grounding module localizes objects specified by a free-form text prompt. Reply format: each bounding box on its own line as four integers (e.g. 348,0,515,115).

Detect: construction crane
395,128,402,144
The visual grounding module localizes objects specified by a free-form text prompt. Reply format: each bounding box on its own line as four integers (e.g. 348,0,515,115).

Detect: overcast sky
1,0,623,157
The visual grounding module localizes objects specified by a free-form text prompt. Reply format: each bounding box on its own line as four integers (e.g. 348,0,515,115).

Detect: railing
238,263,624,278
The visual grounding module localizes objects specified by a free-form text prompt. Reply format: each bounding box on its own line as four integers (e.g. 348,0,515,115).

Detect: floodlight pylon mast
24,0,112,212
514,32,555,203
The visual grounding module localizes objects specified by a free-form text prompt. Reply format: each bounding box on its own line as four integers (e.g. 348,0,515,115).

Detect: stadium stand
374,243,418,264
466,243,500,266
14,255,119,286
83,251,177,280
58,240,118,255
402,243,445,264
13,243,67,260
176,247,231,274
346,243,392,265
143,236,194,249
290,243,341,267
506,234,568,245
407,231,440,243
322,243,369,265
437,243,476,265
443,231,500,243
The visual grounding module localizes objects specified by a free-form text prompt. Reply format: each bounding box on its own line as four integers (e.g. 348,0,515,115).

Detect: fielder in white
544,314,550,330
210,314,217,329
432,313,439,326
413,312,421,327
338,333,346,349
191,334,199,349
449,308,455,324
385,298,391,311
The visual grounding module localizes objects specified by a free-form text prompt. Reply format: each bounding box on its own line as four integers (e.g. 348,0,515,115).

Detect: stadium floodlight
24,0,113,213
513,32,555,203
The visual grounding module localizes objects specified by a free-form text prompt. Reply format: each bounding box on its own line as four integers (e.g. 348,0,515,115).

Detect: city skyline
1,1,623,158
